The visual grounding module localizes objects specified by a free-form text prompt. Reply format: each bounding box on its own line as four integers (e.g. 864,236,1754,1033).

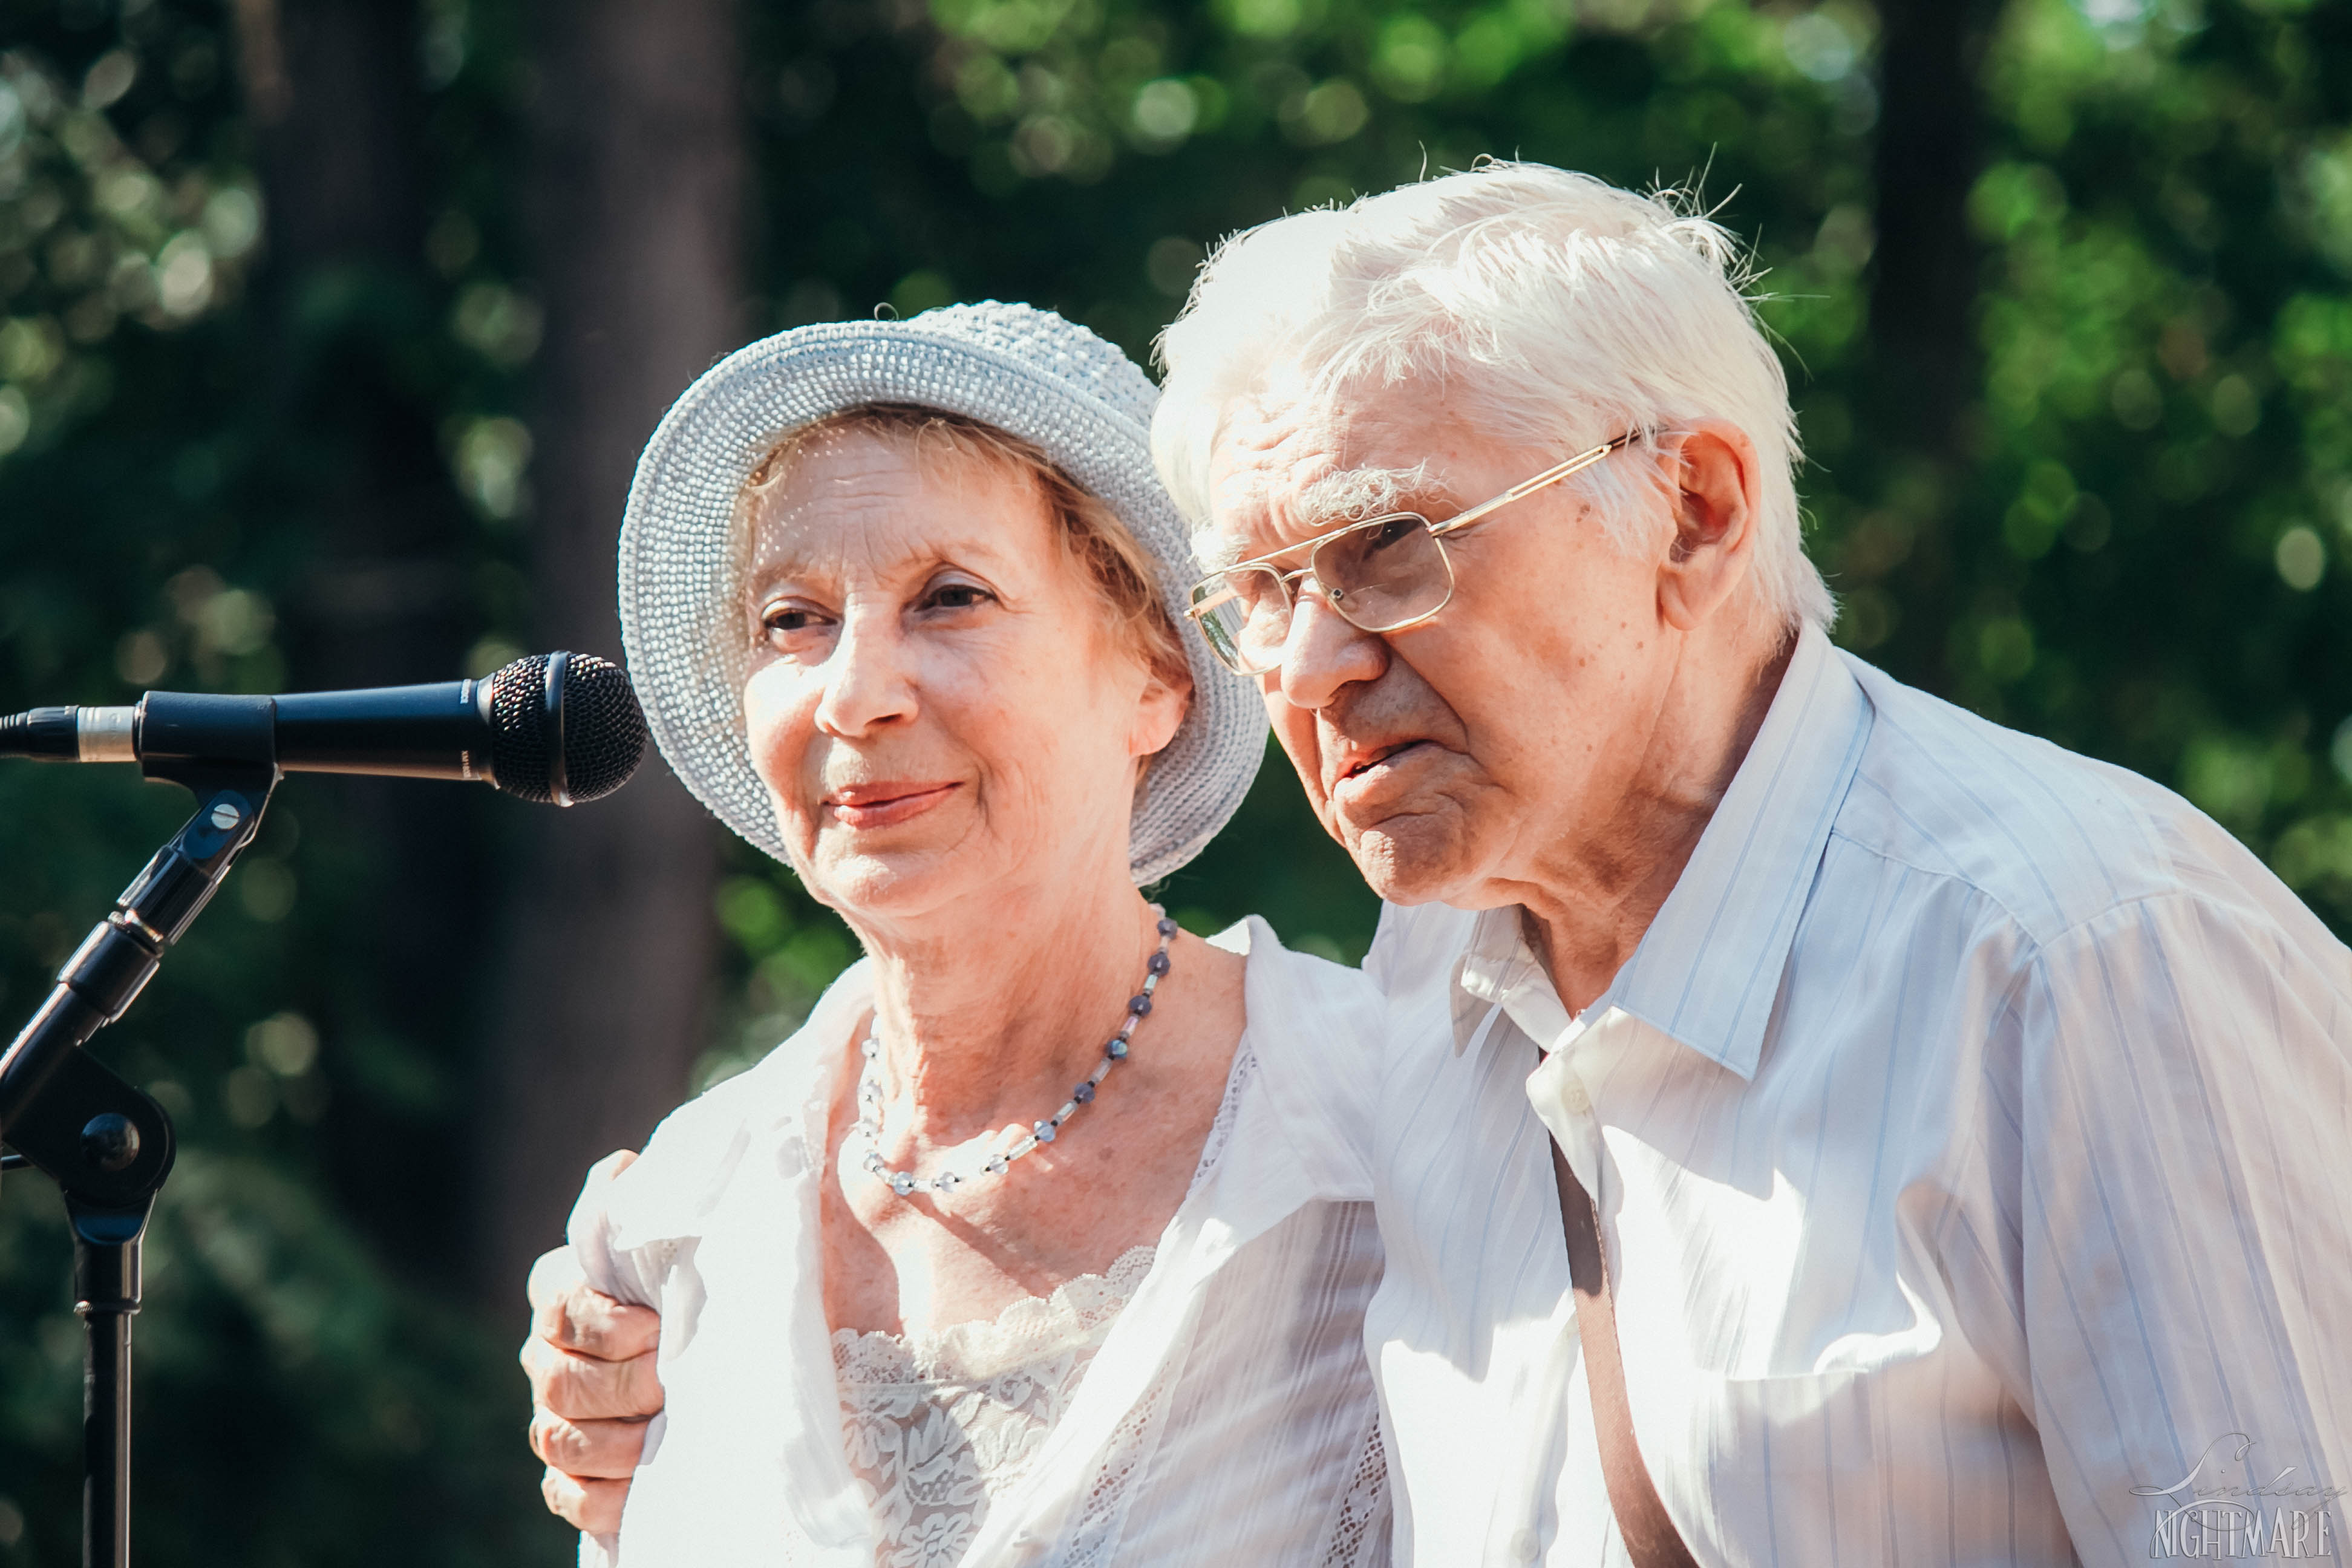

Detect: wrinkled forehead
1201,387,1451,565
743,427,1047,578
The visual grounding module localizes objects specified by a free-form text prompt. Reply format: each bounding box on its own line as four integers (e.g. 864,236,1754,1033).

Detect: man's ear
1655,420,1763,632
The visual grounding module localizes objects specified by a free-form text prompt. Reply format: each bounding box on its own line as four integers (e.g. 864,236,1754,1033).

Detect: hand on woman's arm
520,1155,665,1535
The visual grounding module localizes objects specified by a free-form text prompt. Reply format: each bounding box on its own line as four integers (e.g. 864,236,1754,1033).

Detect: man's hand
521,1157,663,1535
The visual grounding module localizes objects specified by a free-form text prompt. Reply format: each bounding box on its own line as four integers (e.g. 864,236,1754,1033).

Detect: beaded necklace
854,908,1180,1198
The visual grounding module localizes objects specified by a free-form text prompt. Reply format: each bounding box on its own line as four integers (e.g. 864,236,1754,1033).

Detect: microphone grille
484,653,649,805
554,653,650,802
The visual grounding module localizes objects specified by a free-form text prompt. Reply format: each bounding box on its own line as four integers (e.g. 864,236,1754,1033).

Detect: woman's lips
823,782,960,829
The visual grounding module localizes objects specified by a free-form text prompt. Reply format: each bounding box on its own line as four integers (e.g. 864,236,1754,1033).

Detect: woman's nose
1273,586,1387,711
813,614,918,737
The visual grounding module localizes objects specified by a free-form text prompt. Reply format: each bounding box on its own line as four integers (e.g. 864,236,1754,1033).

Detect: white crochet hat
616,301,1266,885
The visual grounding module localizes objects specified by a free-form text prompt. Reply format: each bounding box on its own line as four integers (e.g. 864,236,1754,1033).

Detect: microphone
0,652,648,806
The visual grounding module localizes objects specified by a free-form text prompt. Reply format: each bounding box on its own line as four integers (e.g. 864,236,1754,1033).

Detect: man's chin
1337,814,1481,907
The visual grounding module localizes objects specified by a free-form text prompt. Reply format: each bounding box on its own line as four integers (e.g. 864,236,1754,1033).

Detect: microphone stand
0,697,280,1568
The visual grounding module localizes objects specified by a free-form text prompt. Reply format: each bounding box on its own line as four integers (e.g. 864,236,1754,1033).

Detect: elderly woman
528,303,1389,1566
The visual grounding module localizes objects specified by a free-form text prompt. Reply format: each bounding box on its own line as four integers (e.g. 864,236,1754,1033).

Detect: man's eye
926,583,991,610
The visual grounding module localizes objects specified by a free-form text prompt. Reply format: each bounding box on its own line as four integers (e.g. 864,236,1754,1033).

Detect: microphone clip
131,691,280,791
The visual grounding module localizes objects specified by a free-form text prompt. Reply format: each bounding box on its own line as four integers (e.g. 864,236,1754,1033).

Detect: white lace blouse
834,1246,1155,1566
568,920,1391,1568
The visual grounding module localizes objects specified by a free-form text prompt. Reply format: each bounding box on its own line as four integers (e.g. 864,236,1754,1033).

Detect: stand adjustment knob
80,1114,140,1175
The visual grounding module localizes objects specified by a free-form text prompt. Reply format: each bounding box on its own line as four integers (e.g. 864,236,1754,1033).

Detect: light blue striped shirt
1307,622,2352,1566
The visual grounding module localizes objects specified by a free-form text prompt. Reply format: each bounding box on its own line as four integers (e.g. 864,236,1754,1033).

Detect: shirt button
1558,1079,1590,1115
1509,1527,1541,1561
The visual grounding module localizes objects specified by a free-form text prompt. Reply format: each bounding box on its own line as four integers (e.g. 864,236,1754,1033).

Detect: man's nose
814,613,918,737
1272,586,1387,711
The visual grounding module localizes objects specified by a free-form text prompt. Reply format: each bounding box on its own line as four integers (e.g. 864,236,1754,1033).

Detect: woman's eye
760,603,831,637
926,583,992,611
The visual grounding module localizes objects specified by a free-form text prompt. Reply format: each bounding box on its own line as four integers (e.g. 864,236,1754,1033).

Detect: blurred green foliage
0,0,2348,1560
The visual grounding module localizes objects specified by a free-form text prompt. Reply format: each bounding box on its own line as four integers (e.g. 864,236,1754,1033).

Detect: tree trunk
476,0,744,1301
240,0,490,1282
1869,0,1999,457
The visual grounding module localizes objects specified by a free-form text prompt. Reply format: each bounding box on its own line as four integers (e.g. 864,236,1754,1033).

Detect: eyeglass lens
1314,513,1452,627
1195,514,1452,671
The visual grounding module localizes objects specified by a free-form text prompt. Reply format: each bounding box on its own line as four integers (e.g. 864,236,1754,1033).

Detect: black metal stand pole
70,1194,149,1568
0,739,275,1568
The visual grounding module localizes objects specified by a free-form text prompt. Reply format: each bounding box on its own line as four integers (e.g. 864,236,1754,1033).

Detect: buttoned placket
1528,1019,1607,1207
1455,958,1616,1567
1459,906,1670,1567
1541,1005,1674,1567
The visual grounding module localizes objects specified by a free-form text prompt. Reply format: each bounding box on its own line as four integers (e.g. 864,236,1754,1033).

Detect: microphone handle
270,682,492,782
0,685,497,784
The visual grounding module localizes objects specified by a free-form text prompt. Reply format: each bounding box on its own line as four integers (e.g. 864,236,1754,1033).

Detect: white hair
1151,160,1834,634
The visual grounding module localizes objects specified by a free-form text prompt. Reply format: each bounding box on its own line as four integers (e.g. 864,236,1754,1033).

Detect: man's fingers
529,1409,650,1479
527,1151,647,1536
521,1333,664,1421
540,1466,629,1535
535,1284,662,1362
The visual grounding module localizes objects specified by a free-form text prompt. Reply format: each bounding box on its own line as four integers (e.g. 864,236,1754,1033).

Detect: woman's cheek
742,667,820,811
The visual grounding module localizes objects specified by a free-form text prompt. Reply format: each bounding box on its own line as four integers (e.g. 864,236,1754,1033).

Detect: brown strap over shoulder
1550,1135,1701,1568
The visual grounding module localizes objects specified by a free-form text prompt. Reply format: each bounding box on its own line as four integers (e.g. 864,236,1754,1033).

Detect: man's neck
1517,622,1798,1013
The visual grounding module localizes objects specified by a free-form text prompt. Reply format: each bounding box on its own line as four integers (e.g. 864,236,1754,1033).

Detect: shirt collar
1448,621,1873,1078
1452,906,1567,1056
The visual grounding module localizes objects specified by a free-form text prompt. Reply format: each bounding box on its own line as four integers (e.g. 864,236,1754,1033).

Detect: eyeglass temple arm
1426,433,1637,538
1187,432,1639,617
1187,582,1238,617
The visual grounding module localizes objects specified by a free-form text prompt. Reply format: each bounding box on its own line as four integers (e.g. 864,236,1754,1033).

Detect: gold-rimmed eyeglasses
1185,433,1638,677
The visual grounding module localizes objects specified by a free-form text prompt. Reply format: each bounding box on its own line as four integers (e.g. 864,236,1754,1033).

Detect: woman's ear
1129,665,1191,762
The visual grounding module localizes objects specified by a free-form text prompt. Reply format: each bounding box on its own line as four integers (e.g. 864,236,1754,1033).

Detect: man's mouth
1338,740,1429,785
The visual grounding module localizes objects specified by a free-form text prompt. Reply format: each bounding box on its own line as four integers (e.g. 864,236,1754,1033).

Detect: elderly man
525,163,2352,1566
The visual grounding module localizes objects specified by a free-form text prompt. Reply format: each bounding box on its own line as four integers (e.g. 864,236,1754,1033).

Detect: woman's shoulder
657,960,869,1148
1214,915,1386,1034
1207,916,1385,1201
571,959,872,1272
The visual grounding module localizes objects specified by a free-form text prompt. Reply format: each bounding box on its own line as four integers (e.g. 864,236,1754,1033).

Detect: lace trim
834,1248,1153,1568
1058,1351,1180,1566
831,1244,1157,1387
1188,1045,1255,1190
1318,1417,1392,1568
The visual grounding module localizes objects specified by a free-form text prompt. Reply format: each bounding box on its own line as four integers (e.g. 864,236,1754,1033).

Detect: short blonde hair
731,403,1190,696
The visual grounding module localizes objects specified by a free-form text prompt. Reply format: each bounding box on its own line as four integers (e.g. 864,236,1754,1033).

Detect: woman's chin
807,842,983,920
